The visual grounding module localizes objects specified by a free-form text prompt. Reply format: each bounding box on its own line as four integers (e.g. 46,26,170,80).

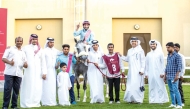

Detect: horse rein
88,61,126,91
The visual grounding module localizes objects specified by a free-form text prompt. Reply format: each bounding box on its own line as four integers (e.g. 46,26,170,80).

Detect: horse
73,38,88,102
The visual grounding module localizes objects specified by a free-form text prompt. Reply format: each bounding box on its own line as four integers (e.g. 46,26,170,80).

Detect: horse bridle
75,41,88,63
76,41,87,55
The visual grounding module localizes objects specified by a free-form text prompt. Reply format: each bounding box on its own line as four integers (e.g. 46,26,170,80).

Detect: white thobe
57,71,72,106
20,44,47,108
87,50,105,103
178,53,186,77
41,47,60,106
145,51,169,103
122,48,145,103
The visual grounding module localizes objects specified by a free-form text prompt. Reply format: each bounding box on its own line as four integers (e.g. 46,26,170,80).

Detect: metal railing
74,0,85,31
123,57,190,78
79,57,190,79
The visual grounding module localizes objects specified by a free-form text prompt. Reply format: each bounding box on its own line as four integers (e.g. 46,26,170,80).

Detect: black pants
178,78,185,103
2,75,22,108
107,77,120,102
69,75,76,103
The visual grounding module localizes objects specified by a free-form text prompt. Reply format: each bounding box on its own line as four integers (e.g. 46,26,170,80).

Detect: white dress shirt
2,46,27,77
178,53,186,77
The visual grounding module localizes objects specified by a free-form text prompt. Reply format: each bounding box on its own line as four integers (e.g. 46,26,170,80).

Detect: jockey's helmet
83,20,90,25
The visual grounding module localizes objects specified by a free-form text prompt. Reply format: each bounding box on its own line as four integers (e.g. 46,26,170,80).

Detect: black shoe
12,108,19,109
2,107,8,109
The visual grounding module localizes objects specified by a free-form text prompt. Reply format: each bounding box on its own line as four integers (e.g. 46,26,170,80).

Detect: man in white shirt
2,37,27,109
174,43,186,107
98,43,125,104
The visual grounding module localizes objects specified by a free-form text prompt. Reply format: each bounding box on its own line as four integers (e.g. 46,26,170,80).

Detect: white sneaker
116,101,120,104
109,101,113,104
168,104,176,108
182,103,185,107
175,105,182,109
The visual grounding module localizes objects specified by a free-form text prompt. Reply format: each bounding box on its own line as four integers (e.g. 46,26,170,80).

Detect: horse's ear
74,38,77,43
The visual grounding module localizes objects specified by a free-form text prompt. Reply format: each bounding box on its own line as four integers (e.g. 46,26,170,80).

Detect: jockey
73,20,94,45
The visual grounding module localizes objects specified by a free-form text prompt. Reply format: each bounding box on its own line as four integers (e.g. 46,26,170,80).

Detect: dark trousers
107,77,120,102
69,75,76,103
2,75,22,108
178,78,185,103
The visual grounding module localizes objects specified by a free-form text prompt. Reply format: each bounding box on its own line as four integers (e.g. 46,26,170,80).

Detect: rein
88,61,126,91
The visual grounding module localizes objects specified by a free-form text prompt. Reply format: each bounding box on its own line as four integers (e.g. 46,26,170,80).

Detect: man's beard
132,45,137,48
49,45,53,48
168,51,172,53
93,48,98,51
151,47,156,50
32,43,37,45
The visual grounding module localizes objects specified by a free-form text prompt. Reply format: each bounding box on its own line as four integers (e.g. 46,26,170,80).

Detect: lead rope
121,76,126,91
88,61,126,91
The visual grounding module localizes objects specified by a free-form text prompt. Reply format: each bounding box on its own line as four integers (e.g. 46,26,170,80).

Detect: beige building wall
2,0,190,56
86,0,190,56
2,0,74,49
0,0,2,7
15,19,63,50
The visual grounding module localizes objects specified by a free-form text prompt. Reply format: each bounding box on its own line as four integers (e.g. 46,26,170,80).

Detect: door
123,33,151,55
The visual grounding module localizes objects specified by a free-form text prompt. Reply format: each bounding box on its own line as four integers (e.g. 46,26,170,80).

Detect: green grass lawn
0,85,190,109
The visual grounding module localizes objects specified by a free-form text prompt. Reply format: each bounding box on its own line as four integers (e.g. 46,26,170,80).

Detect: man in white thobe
86,40,105,104
120,37,145,104
145,40,169,104
41,37,60,106
20,34,47,108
